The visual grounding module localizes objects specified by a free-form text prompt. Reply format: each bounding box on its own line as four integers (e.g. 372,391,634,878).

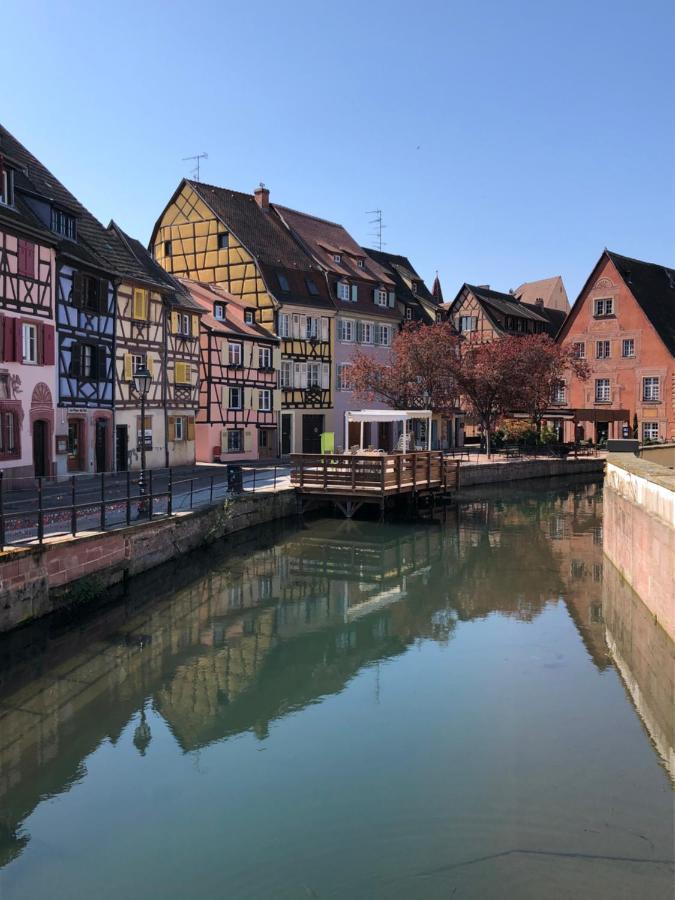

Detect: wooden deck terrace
290,452,460,518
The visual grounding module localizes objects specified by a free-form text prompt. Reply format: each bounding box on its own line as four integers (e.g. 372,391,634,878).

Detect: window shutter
221,428,229,451
321,363,329,389
97,346,107,380
337,319,344,341
351,284,358,303
43,324,55,366
168,416,175,441
146,353,154,378
292,314,300,338
294,362,301,387
71,271,83,306
273,389,281,411
124,353,133,381
98,279,109,312
175,362,184,384
356,321,364,343
243,387,253,410
36,323,45,365
373,325,380,345
187,417,195,441
172,311,179,333
388,291,395,307
13,319,22,361
321,317,329,341
244,429,252,452
133,289,144,319
191,314,199,336
70,344,81,377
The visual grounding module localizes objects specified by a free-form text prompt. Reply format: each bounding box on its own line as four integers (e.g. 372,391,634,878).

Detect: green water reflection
0,478,672,899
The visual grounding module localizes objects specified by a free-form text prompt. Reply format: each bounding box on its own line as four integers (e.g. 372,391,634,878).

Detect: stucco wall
604,454,675,640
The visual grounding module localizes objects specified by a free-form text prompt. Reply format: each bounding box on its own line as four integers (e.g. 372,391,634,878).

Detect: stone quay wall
604,453,675,641
459,456,604,487
0,489,296,634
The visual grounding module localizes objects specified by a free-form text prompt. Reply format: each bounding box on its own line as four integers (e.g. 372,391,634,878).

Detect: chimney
254,182,269,210
535,298,544,308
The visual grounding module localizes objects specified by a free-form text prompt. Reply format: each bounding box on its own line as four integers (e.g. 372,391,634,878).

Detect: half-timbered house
107,224,202,470
0,130,57,481
274,205,402,452
150,181,335,455
447,283,566,341
180,279,280,462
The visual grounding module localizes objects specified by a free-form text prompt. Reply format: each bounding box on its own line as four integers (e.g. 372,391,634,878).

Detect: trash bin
227,464,243,494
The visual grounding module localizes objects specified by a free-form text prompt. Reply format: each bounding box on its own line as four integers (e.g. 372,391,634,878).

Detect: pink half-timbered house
0,141,57,481
181,279,280,462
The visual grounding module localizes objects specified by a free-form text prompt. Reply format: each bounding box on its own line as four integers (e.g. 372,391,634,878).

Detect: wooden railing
290,452,460,495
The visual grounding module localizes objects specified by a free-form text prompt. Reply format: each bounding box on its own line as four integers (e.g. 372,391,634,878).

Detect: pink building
182,280,280,462
0,154,57,481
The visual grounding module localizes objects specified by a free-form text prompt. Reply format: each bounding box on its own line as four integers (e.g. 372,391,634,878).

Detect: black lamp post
133,365,152,509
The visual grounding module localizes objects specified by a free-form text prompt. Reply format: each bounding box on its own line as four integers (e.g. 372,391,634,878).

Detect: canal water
0,478,672,899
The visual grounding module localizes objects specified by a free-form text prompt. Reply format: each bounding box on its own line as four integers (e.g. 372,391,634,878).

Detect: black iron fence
0,464,287,550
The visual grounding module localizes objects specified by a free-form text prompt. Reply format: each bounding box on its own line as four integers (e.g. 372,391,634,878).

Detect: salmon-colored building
554,250,675,444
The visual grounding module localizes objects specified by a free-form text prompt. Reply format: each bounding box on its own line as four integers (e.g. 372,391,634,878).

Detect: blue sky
4,0,673,300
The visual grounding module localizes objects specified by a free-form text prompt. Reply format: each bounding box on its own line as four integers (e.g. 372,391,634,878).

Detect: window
307,362,321,387
50,208,76,239
17,240,35,278
80,344,97,378
337,281,350,301
279,312,289,338
177,312,191,335
411,281,418,293
0,167,14,207
22,324,37,364
622,338,635,358
244,309,255,325
306,278,319,295
277,272,290,292
595,378,610,402
595,340,611,359
214,302,225,321
174,362,192,384
228,386,243,409
336,363,352,392
227,429,243,452
642,377,660,401
552,381,566,404
132,353,147,375
306,317,319,339
572,341,585,359
378,324,391,346
73,273,106,312
217,232,229,250
0,411,17,456
594,297,614,317
280,360,292,388
643,422,659,442
406,308,412,320
174,416,185,441
338,318,354,342
375,289,388,307
259,389,272,411
259,346,272,369
228,342,242,366
0,373,9,400
164,240,172,257
361,321,374,344
459,316,477,332
357,258,364,269
333,254,342,263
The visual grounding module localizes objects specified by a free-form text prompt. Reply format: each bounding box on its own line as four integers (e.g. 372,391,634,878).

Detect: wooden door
95,419,108,472
67,420,84,472
302,415,324,454
33,420,48,477
116,425,128,471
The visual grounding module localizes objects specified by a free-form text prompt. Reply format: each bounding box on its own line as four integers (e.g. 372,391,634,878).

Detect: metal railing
0,464,287,550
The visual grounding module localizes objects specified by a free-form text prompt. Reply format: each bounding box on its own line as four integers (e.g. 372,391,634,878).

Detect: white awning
345,409,432,423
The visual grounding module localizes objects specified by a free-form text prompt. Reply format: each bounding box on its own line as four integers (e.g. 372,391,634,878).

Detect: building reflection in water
0,477,671,868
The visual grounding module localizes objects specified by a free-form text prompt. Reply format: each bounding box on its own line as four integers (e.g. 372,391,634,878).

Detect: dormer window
244,309,255,325
357,258,364,269
305,278,319,295
333,254,342,263
374,288,388,307
277,272,290,292
406,308,412,320
337,281,350,301
217,232,229,250
164,240,172,257
410,281,418,293
214,302,226,321
51,207,76,239
0,167,14,207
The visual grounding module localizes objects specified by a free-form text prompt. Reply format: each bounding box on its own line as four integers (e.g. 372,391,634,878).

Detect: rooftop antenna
182,152,208,182
366,209,386,251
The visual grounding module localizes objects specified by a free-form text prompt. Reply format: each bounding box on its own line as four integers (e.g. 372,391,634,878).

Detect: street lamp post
133,366,152,515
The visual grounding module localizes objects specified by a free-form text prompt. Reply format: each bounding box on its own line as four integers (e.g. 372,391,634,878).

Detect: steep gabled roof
364,247,436,323
179,279,278,340
515,275,569,312
606,250,675,357
465,284,549,323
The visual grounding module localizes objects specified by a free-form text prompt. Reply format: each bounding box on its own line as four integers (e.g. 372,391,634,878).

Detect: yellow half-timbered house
151,181,335,454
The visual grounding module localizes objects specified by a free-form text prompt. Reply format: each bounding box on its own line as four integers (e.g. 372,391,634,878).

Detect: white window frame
132,353,147,375
0,168,14,207
214,303,225,321
333,254,342,263
379,324,391,346
375,289,388,307
306,317,319,339
642,422,659,441
595,378,610,402
406,308,412,320
459,315,476,333
553,381,566,404
572,341,585,359
642,376,660,401
337,281,350,301
307,362,321,388
280,360,292,388
361,321,374,344
336,363,352,392
258,346,272,369
174,416,185,441
595,340,610,359
228,342,242,367
357,258,364,268
244,309,255,325
279,312,289,338
340,318,355,342
22,323,37,364
594,297,614,317
227,429,243,452
228,386,243,409
259,389,272,411
621,338,635,358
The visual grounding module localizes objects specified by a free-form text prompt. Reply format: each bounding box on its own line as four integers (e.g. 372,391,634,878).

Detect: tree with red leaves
349,321,460,414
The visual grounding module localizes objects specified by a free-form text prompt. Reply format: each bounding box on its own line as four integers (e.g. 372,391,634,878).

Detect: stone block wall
0,489,296,634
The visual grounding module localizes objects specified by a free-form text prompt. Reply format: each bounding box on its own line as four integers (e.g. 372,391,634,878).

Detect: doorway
302,414,324,454
258,428,277,459
33,420,48,477
281,413,293,456
67,419,84,472
116,425,128,471
595,421,609,445
95,419,108,472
